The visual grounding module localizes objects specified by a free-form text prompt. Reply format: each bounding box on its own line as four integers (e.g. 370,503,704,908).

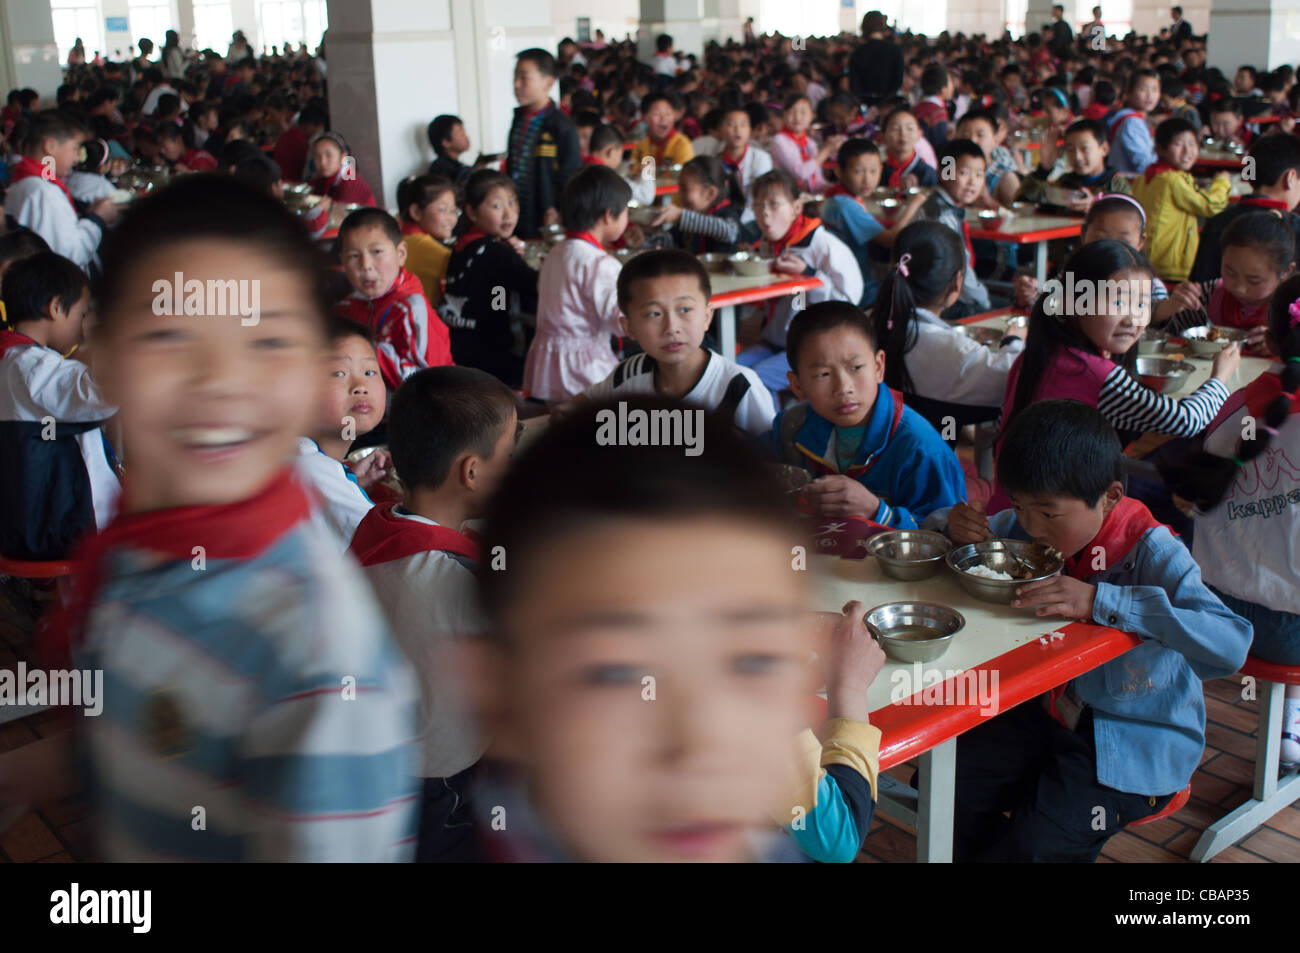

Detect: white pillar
714,0,743,43
102,0,134,60
0,0,62,103
177,0,198,51
639,0,705,62
230,0,261,55
1208,0,1300,72
944,0,1000,38
325,0,553,208
1023,0,1055,39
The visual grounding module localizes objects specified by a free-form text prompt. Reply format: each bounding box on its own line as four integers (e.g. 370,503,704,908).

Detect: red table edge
871,620,1141,770
655,183,679,196
708,275,822,308
969,223,1082,243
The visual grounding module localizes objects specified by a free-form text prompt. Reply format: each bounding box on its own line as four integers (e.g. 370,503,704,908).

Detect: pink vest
989,346,1115,513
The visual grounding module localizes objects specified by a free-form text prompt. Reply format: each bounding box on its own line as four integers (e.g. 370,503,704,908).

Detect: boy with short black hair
917,138,993,314
1132,117,1231,281
940,399,1250,862
297,316,388,550
584,249,774,435
588,121,655,205
913,64,955,150
1207,97,1249,149
506,48,581,239
426,113,474,185
1190,131,1300,281
0,251,118,559
1015,118,1133,214
766,301,966,529
334,207,453,391
350,365,519,862
632,90,694,169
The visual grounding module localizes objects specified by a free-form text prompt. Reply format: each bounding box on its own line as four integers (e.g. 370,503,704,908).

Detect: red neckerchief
780,127,812,162
580,153,604,165
566,230,604,250
1243,369,1300,419
1241,195,1289,211
886,150,916,189
10,155,76,209
721,144,748,174
399,220,424,236
0,329,38,355
1063,496,1164,581
40,469,313,668
648,129,677,165
454,226,489,253
770,215,820,256
1209,281,1269,330
823,183,859,203
1143,160,1176,183
348,502,480,566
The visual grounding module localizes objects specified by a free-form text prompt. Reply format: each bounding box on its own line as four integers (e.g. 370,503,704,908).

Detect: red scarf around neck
349,502,481,567
780,128,812,162
454,226,489,253
566,230,604,250
11,156,76,209
1240,195,1289,212
41,469,313,668
769,214,820,256
721,144,748,172
886,150,916,189
1142,160,1176,183
1063,496,1164,580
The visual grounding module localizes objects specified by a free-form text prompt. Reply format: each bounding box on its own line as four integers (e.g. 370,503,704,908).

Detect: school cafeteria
0,0,1298,877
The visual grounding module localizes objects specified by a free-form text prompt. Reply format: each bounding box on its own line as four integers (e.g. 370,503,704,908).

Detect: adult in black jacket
1049,4,1074,58
848,11,903,107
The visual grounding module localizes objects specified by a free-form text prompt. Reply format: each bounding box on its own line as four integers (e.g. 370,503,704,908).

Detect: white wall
550,0,638,42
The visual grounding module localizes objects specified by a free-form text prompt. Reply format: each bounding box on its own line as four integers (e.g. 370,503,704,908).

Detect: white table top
813,554,1073,715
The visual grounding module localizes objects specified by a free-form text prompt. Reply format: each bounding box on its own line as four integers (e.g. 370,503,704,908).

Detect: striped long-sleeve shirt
77,522,420,862
1097,364,1230,435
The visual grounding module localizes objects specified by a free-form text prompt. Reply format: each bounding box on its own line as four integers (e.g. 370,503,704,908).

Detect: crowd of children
0,12,1298,864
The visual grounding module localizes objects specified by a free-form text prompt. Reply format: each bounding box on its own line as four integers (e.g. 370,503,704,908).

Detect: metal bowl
1004,313,1028,330
866,530,952,581
1135,356,1196,394
613,247,637,263
732,252,773,276
768,462,810,495
878,196,901,212
1181,324,1247,356
540,223,565,239
282,181,312,196
955,324,1003,347
625,202,657,226
946,539,1064,604
1138,328,1168,354
700,251,731,274
977,209,1005,230
864,602,966,663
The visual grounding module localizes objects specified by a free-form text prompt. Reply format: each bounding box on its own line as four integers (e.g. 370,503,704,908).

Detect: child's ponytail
1160,273,1300,509
874,220,967,395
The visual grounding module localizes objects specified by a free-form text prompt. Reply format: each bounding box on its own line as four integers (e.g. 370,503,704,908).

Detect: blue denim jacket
983,507,1252,796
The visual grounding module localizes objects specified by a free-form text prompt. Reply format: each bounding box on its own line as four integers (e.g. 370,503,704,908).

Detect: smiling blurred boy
335,207,453,391
767,301,965,529
939,400,1249,861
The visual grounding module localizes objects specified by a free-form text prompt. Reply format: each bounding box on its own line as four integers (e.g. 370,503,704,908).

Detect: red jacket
273,125,310,182
334,268,452,389
181,148,217,171
310,170,376,207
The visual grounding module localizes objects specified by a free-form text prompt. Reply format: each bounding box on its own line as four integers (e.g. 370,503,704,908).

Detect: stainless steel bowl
864,602,966,663
1136,356,1196,394
700,251,731,274
733,252,773,276
540,223,565,239
768,463,810,495
866,530,952,581
955,325,1003,347
1137,328,1168,354
946,539,1064,604
1181,324,1247,356
976,209,1005,230
878,197,901,212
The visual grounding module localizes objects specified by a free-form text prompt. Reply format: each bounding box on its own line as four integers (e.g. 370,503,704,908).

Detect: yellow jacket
1132,167,1231,282
401,230,451,306
630,130,694,172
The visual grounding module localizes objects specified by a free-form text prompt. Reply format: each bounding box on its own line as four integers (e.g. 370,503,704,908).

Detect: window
193,0,234,54
51,0,103,62
258,0,328,54
757,0,837,42
129,0,175,51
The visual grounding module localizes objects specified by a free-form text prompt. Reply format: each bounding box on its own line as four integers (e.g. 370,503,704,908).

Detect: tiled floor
1,581,1297,864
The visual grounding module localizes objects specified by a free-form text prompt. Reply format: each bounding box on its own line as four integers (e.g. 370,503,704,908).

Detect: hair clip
897,253,911,278
1288,297,1300,328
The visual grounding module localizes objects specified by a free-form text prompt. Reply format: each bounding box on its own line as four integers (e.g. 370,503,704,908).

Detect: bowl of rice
946,539,1064,603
